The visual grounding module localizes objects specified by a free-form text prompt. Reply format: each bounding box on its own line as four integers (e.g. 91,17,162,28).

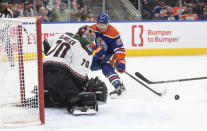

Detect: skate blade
110,90,126,99
98,101,107,105
72,109,97,115
110,94,119,99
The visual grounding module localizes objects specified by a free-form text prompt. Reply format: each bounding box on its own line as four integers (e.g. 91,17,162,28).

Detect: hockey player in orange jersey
90,13,126,99
182,4,198,20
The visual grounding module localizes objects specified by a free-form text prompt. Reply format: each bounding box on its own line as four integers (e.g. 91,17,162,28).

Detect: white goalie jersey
44,33,93,79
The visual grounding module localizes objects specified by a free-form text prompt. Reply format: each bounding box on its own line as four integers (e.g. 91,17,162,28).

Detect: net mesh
0,18,43,127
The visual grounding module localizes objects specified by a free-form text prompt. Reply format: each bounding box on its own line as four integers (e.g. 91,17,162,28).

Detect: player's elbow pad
114,48,125,61
115,53,125,61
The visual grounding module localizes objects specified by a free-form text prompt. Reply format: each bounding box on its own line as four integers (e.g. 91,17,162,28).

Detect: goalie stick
135,72,207,84
102,57,167,97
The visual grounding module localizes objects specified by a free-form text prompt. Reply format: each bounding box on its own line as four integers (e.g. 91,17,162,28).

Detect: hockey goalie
43,25,108,115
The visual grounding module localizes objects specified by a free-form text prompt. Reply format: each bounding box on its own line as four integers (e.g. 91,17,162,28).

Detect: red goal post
0,17,44,127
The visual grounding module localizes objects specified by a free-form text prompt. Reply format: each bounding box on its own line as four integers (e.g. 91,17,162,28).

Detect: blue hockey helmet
97,13,110,24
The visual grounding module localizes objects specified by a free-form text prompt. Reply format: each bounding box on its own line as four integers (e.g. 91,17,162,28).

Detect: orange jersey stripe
93,46,102,53
109,75,119,82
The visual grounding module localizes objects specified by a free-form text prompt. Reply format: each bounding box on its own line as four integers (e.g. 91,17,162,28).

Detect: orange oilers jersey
154,6,167,18
182,14,198,20
172,7,185,15
91,24,125,61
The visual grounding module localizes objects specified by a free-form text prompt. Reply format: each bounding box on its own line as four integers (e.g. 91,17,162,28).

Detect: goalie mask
77,25,96,54
77,25,96,43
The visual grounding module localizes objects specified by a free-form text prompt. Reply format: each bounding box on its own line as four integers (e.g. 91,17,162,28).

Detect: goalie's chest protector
44,34,93,79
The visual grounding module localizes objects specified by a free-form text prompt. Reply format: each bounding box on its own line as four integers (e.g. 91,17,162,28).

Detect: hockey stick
104,58,167,97
135,72,207,84
124,70,167,96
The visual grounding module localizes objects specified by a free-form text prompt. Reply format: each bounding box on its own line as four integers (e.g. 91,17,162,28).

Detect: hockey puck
174,95,180,100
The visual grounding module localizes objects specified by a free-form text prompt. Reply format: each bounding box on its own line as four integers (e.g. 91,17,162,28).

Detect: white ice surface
2,55,207,131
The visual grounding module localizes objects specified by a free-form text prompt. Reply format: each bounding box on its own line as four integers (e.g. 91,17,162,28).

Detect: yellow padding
1,48,207,62
126,48,207,57
1,52,45,62
23,52,38,60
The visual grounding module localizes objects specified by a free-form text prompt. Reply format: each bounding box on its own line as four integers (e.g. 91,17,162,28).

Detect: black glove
43,39,51,55
85,76,108,103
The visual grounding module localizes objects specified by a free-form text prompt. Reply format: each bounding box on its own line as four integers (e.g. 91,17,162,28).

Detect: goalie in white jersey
43,26,108,115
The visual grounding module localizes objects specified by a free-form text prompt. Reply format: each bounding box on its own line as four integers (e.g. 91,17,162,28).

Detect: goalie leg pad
79,92,97,106
67,92,98,115
44,89,65,108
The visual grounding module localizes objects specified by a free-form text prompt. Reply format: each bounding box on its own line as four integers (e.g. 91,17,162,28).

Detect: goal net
0,17,44,127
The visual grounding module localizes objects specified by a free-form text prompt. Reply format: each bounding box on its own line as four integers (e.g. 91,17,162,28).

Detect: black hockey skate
109,85,126,99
